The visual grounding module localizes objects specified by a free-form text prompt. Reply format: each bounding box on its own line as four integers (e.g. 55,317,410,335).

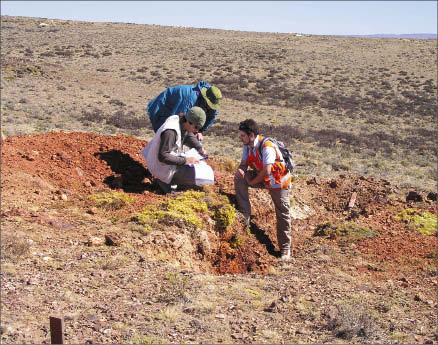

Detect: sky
1,1,437,36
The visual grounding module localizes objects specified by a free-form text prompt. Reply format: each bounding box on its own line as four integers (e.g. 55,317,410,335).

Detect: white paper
183,148,215,185
183,148,204,161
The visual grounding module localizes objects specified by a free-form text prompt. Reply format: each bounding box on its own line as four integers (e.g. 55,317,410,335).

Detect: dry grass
326,299,377,340
1,16,437,345
1,15,436,191
1,234,30,263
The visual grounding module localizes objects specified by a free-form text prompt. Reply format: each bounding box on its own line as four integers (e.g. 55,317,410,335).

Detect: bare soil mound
2,131,436,274
1,131,277,274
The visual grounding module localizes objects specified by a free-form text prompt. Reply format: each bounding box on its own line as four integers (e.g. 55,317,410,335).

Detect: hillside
1,15,437,190
1,16,437,344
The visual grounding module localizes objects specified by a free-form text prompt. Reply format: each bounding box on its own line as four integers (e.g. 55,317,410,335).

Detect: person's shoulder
161,128,177,136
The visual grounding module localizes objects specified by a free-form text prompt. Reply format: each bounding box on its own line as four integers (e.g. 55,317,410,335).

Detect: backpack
258,137,295,173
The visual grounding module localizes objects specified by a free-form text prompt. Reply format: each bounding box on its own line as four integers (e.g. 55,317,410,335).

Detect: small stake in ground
50,316,64,344
348,192,357,208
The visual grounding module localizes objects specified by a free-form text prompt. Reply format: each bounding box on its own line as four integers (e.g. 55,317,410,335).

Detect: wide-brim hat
201,86,222,110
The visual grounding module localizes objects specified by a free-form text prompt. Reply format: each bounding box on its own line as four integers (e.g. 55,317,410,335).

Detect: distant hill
342,33,437,39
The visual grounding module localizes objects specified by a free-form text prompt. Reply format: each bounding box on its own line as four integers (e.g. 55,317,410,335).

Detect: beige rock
87,236,105,247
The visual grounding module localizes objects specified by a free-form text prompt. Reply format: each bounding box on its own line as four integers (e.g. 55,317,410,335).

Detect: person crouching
142,106,207,194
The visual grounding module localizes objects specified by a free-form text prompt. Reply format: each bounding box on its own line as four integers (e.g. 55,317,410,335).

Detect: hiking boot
280,253,291,261
280,249,291,261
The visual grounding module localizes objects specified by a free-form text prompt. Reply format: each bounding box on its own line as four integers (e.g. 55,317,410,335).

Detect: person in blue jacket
147,81,222,141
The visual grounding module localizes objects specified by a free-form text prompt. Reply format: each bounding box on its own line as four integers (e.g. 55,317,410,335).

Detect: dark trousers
234,170,291,254
157,165,197,193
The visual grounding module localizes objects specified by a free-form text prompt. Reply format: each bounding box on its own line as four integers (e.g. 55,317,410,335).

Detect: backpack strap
258,137,282,163
257,136,267,159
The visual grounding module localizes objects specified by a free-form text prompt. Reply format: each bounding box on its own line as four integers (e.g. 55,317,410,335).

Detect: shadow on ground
221,189,280,258
94,150,159,194
249,221,280,258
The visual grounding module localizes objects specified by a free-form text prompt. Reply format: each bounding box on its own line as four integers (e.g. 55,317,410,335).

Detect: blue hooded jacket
147,81,218,132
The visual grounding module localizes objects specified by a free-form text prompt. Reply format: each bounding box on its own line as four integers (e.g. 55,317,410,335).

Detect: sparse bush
106,110,148,129
313,221,377,241
108,99,126,107
127,334,164,344
79,108,106,123
1,234,30,262
1,263,17,276
96,253,129,270
327,301,377,340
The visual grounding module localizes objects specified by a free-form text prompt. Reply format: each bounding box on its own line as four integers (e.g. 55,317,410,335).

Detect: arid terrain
1,16,437,344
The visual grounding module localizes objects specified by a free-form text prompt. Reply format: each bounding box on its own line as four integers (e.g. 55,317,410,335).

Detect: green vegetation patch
127,334,165,345
211,203,236,234
132,190,207,230
131,189,236,233
158,272,190,304
314,221,377,241
201,187,236,233
395,208,437,236
89,191,135,210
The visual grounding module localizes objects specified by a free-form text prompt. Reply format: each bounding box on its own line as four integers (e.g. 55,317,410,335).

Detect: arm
183,133,207,156
245,164,272,186
234,160,248,179
158,129,186,165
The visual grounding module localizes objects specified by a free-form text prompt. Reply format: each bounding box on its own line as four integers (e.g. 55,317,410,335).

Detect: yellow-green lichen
89,191,135,210
197,186,237,233
132,189,236,233
395,208,437,236
230,232,247,249
212,203,236,234
314,221,377,241
132,190,207,229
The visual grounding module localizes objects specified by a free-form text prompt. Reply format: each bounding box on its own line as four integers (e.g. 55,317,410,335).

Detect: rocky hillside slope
1,131,437,344
1,15,437,345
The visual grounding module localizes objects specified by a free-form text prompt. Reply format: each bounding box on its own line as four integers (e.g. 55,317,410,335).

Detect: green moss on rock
133,191,207,229
212,203,236,234
314,221,377,241
131,188,236,233
89,191,135,210
396,208,437,236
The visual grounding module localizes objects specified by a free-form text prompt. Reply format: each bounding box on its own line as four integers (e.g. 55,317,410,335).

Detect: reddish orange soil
1,131,436,276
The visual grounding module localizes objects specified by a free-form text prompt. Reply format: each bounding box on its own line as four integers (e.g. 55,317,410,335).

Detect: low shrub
313,221,377,241
395,208,437,235
89,190,135,210
327,300,377,340
1,234,30,263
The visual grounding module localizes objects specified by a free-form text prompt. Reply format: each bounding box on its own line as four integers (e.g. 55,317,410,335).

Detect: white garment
141,115,182,184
